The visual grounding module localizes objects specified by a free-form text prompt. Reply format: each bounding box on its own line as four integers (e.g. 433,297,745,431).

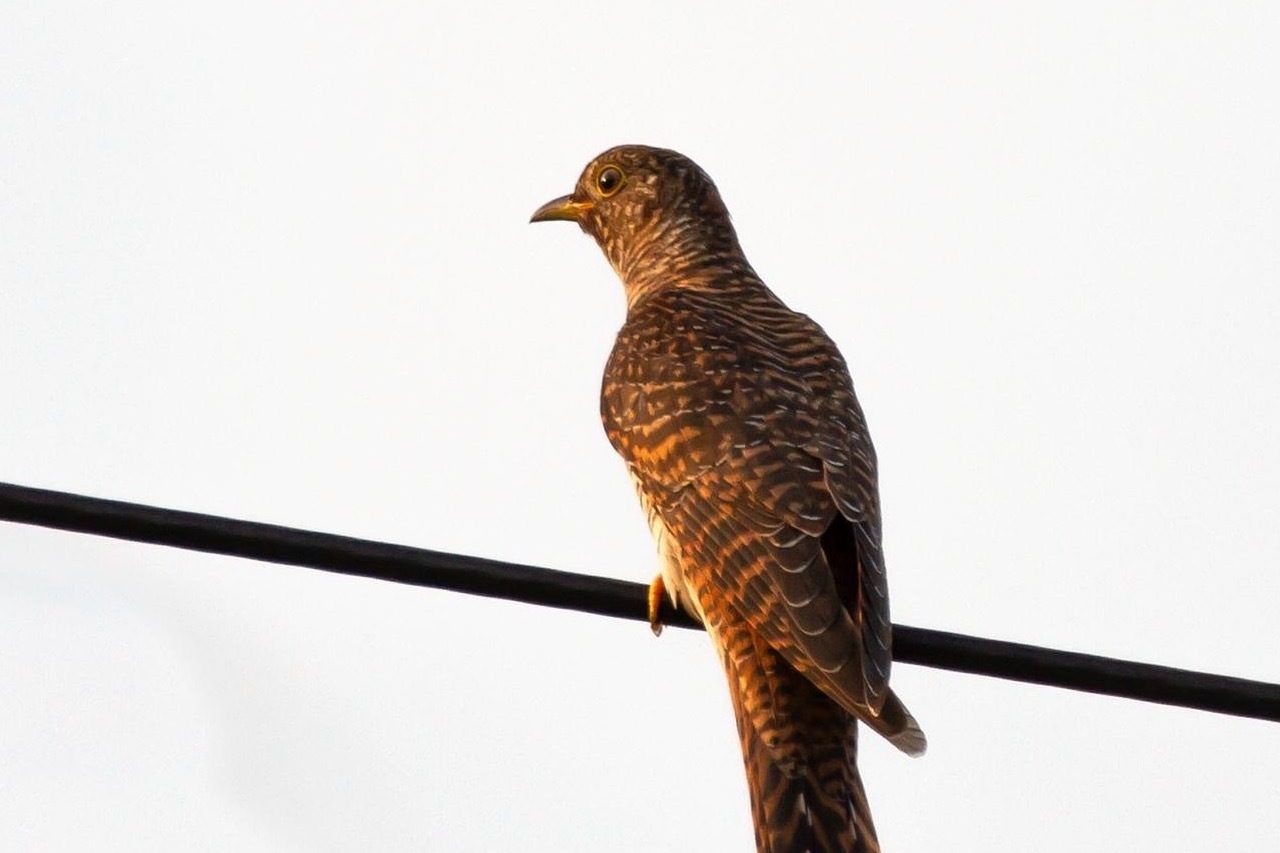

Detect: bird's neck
607,216,757,313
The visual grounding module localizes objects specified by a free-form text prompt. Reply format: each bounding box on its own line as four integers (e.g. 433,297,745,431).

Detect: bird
531,145,925,853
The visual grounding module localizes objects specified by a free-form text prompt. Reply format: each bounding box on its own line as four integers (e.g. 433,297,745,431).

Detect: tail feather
722,627,880,853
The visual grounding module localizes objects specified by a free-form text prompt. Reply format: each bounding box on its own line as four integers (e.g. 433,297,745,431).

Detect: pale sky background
2,3,1278,851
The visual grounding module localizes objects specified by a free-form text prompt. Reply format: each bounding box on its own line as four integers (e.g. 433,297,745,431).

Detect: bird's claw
647,575,666,636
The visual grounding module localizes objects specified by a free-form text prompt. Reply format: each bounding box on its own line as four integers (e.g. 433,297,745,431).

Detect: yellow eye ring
596,166,625,197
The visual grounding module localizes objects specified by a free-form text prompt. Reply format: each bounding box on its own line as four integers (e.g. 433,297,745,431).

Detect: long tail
721,623,879,853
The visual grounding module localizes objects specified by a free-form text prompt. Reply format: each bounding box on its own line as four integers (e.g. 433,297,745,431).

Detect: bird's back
601,278,900,718
602,280,915,853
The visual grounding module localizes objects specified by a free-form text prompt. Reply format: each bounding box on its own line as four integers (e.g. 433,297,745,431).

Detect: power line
1,480,1277,724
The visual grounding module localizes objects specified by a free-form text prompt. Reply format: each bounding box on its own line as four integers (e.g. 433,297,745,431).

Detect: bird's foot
647,575,666,637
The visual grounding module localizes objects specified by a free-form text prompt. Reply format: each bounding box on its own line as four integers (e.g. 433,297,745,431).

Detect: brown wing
602,285,924,753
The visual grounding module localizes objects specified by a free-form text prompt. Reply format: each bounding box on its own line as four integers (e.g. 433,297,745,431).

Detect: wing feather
603,286,923,752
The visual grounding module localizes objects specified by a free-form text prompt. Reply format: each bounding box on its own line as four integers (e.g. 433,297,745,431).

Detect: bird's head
531,145,747,307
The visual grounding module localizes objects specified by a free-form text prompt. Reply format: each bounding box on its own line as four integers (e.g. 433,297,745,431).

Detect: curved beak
530,194,594,223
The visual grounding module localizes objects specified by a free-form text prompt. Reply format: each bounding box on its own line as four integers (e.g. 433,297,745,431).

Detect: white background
2,3,1278,851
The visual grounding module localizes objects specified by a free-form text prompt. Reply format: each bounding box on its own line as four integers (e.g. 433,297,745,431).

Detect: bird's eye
596,166,624,197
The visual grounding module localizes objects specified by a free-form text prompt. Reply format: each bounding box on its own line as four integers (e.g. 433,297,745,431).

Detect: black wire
2,480,1277,723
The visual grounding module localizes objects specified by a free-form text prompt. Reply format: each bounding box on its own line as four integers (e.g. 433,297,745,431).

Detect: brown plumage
532,145,924,853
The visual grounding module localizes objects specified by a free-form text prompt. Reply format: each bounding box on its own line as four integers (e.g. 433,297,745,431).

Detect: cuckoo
531,145,925,853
